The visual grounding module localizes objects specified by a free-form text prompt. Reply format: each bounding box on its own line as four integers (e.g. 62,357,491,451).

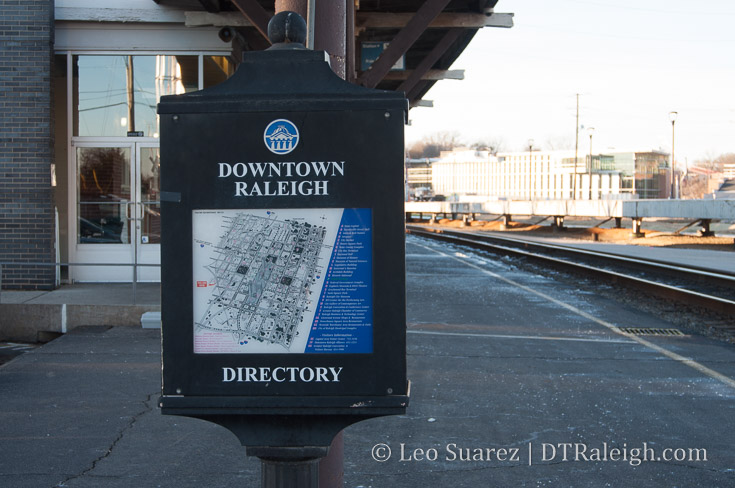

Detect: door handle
127,202,142,221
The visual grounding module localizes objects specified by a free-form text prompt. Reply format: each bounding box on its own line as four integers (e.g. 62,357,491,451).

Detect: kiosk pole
261,458,319,487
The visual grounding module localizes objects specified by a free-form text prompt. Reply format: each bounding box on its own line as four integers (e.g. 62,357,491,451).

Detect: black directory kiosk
157,15,408,473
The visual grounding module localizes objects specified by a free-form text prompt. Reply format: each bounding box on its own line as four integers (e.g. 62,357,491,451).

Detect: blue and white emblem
264,119,299,155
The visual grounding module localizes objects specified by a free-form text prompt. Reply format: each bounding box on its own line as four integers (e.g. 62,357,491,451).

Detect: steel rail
409,225,735,283
406,225,735,317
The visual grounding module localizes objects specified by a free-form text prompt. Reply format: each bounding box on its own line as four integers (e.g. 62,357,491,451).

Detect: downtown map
192,209,339,354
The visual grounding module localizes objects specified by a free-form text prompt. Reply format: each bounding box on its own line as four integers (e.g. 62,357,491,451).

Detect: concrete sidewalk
0,284,160,342
0,283,160,306
2,263,735,486
0,326,261,488
2,238,735,487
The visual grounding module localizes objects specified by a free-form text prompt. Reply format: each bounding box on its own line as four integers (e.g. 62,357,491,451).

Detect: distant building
681,166,724,199
424,148,671,201
713,178,735,199
607,151,670,199
405,158,436,200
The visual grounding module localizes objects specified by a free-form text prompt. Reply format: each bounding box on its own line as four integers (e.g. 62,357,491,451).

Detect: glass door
135,144,161,282
73,140,160,282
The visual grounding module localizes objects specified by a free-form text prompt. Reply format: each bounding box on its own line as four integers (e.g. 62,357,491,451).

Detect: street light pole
573,94,579,200
528,139,534,200
587,127,595,199
669,111,678,199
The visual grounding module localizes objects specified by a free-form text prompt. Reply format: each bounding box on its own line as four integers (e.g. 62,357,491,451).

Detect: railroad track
406,224,735,320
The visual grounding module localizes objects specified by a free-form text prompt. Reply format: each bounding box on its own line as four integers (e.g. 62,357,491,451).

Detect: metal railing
0,261,161,305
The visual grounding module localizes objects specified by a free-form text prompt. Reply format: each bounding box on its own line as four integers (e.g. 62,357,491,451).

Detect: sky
404,0,735,165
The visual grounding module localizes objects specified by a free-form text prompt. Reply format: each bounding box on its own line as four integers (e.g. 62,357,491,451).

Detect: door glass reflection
74,55,197,137
77,147,131,244
139,147,161,244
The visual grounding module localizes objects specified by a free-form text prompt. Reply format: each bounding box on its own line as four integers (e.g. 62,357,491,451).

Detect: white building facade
431,149,622,200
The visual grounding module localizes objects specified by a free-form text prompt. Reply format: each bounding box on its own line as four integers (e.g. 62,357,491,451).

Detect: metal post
699,219,715,237
260,457,320,488
305,0,316,50
249,446,329,488
133,202,138,305
631,218,644,238
527,140,534,200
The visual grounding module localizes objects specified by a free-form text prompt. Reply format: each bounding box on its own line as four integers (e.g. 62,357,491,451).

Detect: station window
204,55,235,88
72,54,234,138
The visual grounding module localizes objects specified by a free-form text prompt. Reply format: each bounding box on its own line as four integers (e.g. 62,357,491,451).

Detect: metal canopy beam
185,11,513,29
397,28,462,94
356,12,514,30
229,0,271,41
408,80,432,106
356,0,453,89
379,69,464,81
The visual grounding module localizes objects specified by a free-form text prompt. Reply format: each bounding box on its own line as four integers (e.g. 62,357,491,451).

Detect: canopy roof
153,0,512,107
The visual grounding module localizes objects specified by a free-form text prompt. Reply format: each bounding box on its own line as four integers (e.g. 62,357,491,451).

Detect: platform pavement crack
53,391,157,488
657,461,725,474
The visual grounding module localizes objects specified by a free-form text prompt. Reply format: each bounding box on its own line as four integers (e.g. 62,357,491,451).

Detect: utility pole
573,94,579,200
126,55,135,132
587,127,595,200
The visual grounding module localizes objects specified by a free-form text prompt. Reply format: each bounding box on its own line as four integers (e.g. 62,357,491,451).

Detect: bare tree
681,152,735,198
470,137,505,155
680,174,709,199
692,152,735,172
406,131,462,158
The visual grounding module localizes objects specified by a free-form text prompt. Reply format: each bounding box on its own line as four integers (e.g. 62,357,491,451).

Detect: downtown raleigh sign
157,48,409,450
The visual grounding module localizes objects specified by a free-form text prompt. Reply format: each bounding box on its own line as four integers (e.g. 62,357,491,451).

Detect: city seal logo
264,119,299,155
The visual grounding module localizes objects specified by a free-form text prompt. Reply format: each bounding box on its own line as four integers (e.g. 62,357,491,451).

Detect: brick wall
0,0,56,289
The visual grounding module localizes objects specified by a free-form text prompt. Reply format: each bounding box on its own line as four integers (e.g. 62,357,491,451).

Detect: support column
552,216,565,231
319,431,344,487
275,0,346,78
249,446,329,488
631,218,644,238
261,457,320,487
614,217,622,229
698,219,715,237
275,0,306,17
501,214,512,230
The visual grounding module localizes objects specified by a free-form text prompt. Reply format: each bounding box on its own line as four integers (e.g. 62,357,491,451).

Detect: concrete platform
406,198,735,220
0,283,160,342
1,237,735,486
478,231,735,275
